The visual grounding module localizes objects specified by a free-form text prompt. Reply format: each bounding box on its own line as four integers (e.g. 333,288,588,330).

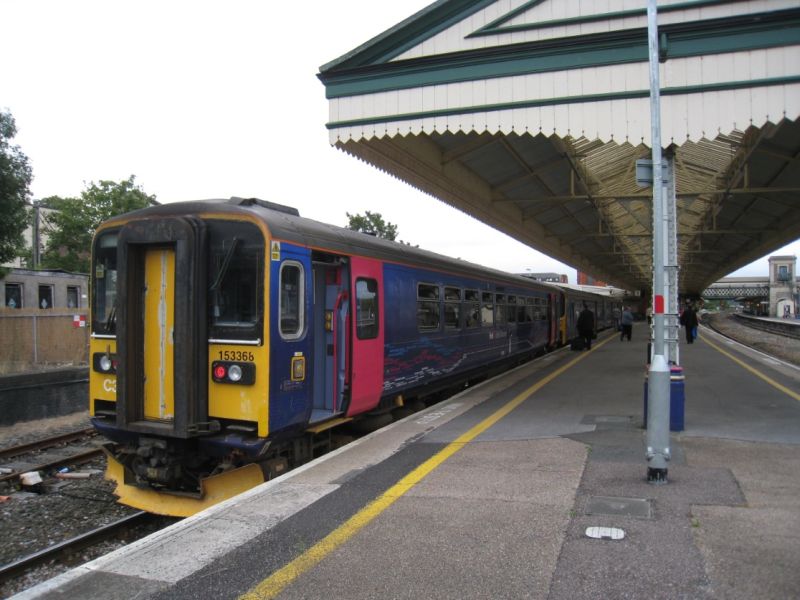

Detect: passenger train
89,198,620,516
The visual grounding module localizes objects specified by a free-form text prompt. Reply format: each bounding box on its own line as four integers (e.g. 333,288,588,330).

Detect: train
88,198,620,516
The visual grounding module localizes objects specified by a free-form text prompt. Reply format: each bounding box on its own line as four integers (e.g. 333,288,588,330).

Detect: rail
732,314,800,340
0,512,155,584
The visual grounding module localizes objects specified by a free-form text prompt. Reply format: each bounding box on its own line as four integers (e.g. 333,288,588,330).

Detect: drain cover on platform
585,526,625,540
586,496,652,518
580,415,633,425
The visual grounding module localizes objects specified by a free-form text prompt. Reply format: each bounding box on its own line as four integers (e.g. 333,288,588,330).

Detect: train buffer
18,326,800,599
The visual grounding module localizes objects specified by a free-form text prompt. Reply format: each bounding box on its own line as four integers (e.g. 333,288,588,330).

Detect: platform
15,324,800,600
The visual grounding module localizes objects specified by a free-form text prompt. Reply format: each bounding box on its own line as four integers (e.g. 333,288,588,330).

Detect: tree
40,176,156,273
346,211,398,241
0,111,33,267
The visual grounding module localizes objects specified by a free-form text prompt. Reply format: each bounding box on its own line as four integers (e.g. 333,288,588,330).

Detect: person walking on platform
680,300,698,343
620,306,634,341
577,303,595,351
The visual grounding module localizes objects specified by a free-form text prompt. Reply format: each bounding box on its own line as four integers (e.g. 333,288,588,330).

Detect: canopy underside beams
335,117,800,294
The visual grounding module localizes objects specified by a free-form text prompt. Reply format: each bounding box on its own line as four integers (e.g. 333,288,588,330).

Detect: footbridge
702,277,769,300
318,0,800,295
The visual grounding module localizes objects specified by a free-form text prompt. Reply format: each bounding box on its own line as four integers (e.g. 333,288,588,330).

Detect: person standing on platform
620,306,634,341
577,303,595,351
680,300,698,343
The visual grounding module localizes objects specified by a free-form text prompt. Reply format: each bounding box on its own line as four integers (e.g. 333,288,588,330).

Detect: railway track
0,428,103,486
0,511,163,587
731,313,800,340
702,313,800,368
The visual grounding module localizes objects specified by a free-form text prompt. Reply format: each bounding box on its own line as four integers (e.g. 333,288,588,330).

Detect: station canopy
318,0,800,295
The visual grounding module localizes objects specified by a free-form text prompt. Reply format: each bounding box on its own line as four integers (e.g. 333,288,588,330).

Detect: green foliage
345,211,398,241
0,111,33,264
41,176,156,273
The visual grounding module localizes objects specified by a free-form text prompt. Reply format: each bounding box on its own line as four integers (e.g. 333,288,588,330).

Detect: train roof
104,197,570,293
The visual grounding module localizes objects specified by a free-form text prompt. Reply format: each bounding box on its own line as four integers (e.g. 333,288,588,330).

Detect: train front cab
89,215,273,515
88,214,387,516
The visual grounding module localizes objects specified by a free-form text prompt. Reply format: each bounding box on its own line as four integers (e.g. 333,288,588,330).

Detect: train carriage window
5,283,22,309
506,295,517,323
525,297,535,321
92,232,118,333
67,286,79,308
481,292,494,327
38,285,53,309
355,278,379,339
519,300,530,323
464,290,480,328
495,294,507,325
444,286,461,329
534,297,545,320
278,262,304,339
417,283,440,331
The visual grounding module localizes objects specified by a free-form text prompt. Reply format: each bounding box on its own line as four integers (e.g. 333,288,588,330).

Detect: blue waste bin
643,366,685,431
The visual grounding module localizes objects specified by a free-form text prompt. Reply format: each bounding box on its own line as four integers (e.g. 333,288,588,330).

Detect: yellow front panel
143,248,176,421
208,344,268,429
89,339,117,412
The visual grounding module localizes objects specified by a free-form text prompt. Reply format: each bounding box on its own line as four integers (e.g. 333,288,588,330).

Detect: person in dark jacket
680,301,699,343
620,306,634,341
577,303,595,350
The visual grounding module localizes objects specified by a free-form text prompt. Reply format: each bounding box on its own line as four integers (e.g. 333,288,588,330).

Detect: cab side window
279,262,304,339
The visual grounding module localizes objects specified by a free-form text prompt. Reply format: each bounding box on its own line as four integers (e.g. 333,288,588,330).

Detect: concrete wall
0,367,88,426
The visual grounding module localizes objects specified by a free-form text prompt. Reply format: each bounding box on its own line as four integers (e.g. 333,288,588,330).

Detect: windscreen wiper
209,237,239,292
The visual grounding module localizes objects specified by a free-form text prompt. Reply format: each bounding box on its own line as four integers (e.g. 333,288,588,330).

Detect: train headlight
211,361,255,385
99,355,113,372
93,352,117,374
228,364,243,382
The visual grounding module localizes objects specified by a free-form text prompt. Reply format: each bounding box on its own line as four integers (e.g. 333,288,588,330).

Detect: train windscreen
92,231,118,334
207,221,264,341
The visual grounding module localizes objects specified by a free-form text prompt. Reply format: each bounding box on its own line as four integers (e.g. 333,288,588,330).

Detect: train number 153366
217,350,255,362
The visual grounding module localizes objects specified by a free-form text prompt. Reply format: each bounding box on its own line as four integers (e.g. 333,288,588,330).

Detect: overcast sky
3,0,797,282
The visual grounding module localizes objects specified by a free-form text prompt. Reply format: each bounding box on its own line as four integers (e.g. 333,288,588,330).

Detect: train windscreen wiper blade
105,302,116,333
209,237,239,292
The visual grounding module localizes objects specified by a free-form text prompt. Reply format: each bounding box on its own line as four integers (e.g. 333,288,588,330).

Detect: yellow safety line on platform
240,334,614,600
701,336,800,403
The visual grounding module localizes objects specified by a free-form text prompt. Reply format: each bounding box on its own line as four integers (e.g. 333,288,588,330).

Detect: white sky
3,0,797,283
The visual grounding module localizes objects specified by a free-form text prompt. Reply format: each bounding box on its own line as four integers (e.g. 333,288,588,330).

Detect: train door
311,257,349,423
347,256,384,415
548,292,557,347
116,217,208,438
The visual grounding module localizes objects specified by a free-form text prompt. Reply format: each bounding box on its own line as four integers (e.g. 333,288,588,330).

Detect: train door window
417,283,440,331
279,262,305,339
38,285,53,309
5,283,22,309
464,290,480,328
495,294,507,325
92,232,118,333
444,286,461,329
355,278,379,339
481,292,494,327
67,286,80,308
